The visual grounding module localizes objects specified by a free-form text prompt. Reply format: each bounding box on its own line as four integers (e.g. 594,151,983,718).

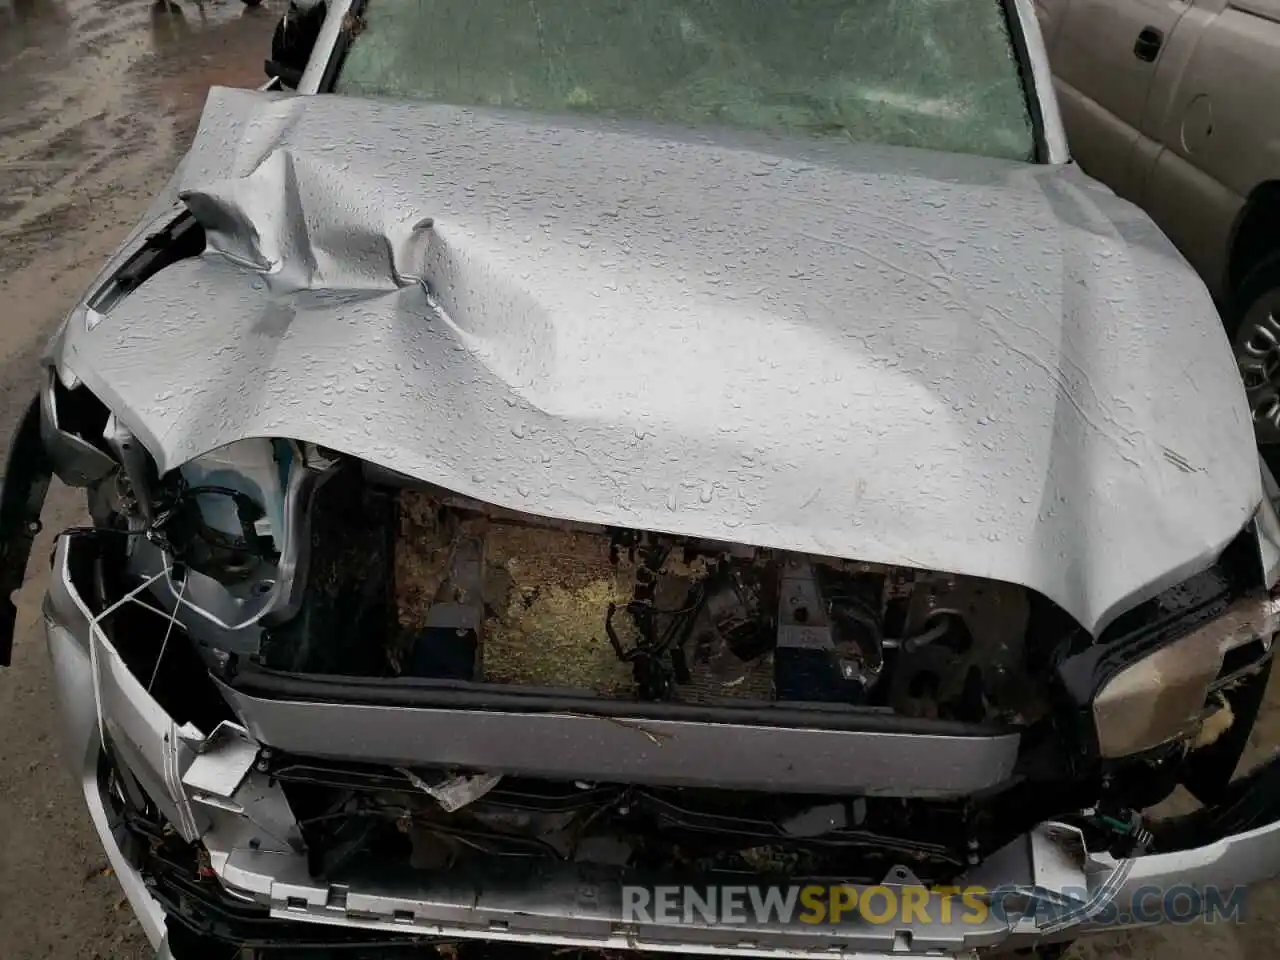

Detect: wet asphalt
0,2,1276,957
0,2,276,956
0,0,277,431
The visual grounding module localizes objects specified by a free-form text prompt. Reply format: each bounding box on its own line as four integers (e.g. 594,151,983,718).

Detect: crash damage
10,84,1280,956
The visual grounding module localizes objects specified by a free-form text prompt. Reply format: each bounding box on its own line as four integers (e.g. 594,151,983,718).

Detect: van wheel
1229,255,1280,445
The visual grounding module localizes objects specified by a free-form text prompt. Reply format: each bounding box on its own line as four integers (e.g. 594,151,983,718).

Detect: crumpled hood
55,86,1260,636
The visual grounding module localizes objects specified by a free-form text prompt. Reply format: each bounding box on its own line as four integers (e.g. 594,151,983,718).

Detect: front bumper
38,530,1280,958
45,617,168,949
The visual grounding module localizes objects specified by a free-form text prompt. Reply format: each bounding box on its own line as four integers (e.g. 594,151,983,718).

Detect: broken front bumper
37,530,1280,957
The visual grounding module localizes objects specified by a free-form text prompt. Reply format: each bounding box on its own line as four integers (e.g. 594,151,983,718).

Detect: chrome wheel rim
1235,293,1280,444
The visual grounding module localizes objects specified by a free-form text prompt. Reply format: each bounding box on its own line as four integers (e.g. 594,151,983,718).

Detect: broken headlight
1091,589,1277,758
1057,514,1279,762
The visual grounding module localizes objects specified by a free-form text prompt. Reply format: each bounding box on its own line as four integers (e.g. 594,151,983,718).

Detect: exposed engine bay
62,437,1070,885
106,436,1049,723
389,489,1041,721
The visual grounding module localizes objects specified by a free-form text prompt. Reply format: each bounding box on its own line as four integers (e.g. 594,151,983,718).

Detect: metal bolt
966,837,981,865
255,758,270,773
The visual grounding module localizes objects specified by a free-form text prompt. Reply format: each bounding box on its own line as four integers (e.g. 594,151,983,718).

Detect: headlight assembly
1092,589,1277,759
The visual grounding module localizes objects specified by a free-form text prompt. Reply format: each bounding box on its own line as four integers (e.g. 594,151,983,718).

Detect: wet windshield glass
335,0,1035,162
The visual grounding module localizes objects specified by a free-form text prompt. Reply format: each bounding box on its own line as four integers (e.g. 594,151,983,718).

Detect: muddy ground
0,1,1275,957
0,2,279,956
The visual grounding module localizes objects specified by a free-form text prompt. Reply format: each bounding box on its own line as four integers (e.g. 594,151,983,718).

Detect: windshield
334,0,1035,162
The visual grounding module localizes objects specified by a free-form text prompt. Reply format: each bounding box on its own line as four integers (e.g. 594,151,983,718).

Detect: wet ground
0,0,277,432
0,1,277,956
0,2,1276,958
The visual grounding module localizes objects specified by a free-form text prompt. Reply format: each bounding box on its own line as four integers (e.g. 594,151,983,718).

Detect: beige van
1038,0,1280,440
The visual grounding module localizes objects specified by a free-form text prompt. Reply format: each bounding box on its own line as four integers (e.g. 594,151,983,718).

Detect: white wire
161,557,276,632
92,569,169,623
148,574,187,692
88,569,169,752
89,553,272,750
125,594,182,623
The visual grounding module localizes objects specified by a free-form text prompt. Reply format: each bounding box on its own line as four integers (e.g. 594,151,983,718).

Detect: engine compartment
165,453,1054,723
38,361,1065,726
386,488,1043,721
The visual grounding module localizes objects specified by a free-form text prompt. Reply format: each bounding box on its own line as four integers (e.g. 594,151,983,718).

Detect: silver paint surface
217,682,1021,797
53,86,1260,637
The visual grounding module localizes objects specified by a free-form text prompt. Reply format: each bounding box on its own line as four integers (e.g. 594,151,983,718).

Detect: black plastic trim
0,395,53,665
998,0,1051,163
231,660,1003,736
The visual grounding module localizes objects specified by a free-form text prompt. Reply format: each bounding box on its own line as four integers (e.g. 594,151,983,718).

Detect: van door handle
1134,26,1164,62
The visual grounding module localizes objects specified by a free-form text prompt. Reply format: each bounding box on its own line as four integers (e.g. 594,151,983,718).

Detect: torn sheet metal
397,769,503,812
53,86,1260,637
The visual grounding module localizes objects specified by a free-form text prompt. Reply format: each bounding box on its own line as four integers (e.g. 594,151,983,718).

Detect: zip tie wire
88,569,168,752
148,572,188,692
161,552,276,632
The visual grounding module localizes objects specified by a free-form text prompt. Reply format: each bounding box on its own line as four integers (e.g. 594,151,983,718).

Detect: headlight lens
1092,590,1278,758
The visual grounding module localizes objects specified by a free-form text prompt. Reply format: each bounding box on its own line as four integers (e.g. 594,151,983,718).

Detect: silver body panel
217,683,1020,798
51,86,1259,639
44,620,170,951
40,532,1280,955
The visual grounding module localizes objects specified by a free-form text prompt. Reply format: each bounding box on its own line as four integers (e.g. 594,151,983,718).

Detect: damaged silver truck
6,0,1280,957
